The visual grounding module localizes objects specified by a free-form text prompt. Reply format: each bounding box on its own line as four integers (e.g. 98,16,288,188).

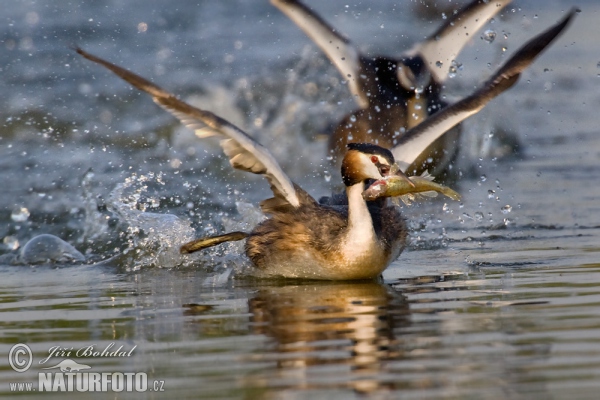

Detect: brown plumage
246,185,407,280
76,49,408,280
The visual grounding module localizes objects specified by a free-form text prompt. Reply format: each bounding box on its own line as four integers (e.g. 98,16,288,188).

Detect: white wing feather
271,0,366,108
412,0,512,83
393,9,576,172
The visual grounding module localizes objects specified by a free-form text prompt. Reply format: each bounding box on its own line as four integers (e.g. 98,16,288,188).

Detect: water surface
2,1,599,398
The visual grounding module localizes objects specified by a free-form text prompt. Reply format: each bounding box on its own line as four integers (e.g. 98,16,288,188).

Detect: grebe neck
345,182,376,246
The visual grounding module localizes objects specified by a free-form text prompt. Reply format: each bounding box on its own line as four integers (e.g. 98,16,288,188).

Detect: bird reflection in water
247,281,410,394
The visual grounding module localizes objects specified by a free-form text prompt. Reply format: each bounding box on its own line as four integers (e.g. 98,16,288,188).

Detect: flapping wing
75,48,301,208
412,0,511,83
271,0,367,108
394,9,577,172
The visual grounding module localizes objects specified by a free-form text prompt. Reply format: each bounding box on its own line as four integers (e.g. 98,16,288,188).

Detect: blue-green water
2,1,599,398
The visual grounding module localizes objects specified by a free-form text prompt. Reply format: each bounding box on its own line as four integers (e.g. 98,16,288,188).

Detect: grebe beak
390,164,415,188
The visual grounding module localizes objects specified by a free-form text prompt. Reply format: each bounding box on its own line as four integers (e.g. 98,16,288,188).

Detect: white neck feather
343,183,377,257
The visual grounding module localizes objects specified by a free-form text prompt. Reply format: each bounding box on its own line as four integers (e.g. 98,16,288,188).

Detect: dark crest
346,143,394,164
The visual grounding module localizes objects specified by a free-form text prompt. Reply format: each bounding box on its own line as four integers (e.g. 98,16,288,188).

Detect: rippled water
2,0,600,398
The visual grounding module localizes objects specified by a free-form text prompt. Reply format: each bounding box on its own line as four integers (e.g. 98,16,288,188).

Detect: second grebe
272,0,574,176
271,0,512,175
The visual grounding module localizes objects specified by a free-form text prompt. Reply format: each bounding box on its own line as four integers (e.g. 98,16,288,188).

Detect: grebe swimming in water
75,10,574,279
272,0,572,176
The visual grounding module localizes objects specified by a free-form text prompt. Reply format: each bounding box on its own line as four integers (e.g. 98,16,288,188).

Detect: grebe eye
371,156,378,163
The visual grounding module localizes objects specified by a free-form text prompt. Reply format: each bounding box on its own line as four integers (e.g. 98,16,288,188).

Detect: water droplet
480,175,487,182
474,212,484,222
3,235,19,250
481,29,496,43
448,60,462,78
448,67,457,78
501,205,512,214
11,207,30,222
435,61,443,68
324,171,332,183
487,190,495,199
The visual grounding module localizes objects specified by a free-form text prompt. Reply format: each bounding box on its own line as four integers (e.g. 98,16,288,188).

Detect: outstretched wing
271,0,366,108
394,9,577,172
412,0,512,83
76,48,301,208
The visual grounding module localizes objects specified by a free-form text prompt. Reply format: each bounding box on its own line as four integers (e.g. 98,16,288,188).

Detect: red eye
371,156,378,163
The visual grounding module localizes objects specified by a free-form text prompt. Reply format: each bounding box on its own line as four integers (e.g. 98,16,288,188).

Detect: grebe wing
75,48,301,208
412,0,511,84
393,9,576,172
271,0,367,108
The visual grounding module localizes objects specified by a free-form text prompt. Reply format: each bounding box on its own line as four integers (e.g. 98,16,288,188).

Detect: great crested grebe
75,9,574,279
272,0,571,176
76,49,408,280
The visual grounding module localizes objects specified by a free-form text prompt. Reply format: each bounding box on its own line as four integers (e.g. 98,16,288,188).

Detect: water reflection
247,281,410,394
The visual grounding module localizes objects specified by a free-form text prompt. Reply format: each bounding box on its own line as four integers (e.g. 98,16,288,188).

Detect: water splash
81,169,109,243
107,173,195,271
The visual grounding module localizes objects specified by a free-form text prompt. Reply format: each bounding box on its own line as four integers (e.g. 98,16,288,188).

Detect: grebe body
76,49,407,279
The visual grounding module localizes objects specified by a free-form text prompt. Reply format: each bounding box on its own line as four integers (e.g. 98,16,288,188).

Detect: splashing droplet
448,60,462,78
501,205,512,214
481,29,496,43
11,207,30,222
3,236,19,251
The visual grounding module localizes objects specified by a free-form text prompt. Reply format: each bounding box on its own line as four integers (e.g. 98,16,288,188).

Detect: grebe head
341,143,394,187
397,56,431,94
